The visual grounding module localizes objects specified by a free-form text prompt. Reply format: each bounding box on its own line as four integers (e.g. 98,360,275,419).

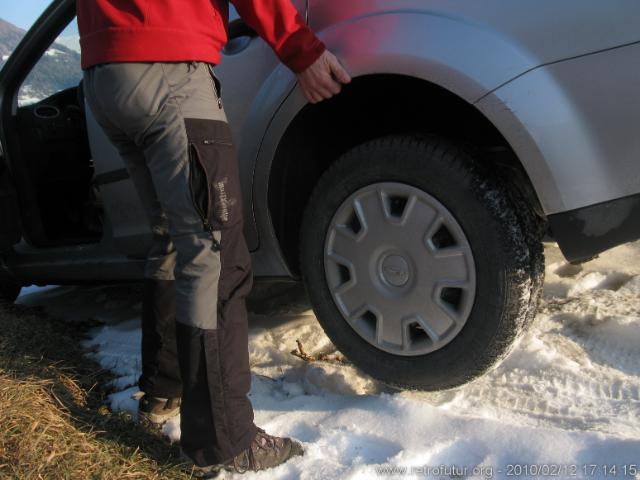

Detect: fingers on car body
300,50,352,104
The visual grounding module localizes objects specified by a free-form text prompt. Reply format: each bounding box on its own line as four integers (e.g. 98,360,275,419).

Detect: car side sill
549,192,640,263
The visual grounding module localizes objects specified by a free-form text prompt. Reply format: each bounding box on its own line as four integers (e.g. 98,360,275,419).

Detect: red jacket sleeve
230,0,326,73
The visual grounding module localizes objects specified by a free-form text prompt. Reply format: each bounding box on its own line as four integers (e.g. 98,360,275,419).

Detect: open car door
84,104,152,257
0,145,23,301
0,147,21,250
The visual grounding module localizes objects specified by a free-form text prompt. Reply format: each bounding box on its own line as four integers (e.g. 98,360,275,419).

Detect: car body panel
215,38,283,252
311,0,640,73
476,41,640,214
2,0,640,284
85,106,152,256
221,0,640,276
245,2,640,276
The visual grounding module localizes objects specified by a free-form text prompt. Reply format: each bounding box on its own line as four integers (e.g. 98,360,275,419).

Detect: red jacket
77,0,326,73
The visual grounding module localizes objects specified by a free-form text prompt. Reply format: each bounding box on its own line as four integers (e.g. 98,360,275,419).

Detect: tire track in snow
439,248,640,437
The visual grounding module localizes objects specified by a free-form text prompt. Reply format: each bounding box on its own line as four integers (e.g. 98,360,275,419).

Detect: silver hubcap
324,182,476,356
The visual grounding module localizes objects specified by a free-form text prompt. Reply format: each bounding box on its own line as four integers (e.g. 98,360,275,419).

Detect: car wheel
0,281,21,304
300,135,544,390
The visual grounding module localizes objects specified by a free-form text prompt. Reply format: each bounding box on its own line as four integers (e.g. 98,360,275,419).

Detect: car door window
18,20,81,106
230,4,239,21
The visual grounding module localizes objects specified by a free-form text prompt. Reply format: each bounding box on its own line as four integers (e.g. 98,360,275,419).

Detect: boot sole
183,441,305,476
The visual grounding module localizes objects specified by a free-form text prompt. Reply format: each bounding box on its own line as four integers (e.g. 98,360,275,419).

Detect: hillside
0,18,25,57
0,18,81,105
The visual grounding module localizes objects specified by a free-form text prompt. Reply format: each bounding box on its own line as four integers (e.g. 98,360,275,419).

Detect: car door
0,144,21,251
87,3,301,256
0,2,87,252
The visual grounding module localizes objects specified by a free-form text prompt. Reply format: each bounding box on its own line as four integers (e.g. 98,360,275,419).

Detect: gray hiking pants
83,61,257,465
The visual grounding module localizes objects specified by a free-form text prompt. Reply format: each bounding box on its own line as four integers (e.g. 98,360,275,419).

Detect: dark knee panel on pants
175,220,255,464
176,320,257,465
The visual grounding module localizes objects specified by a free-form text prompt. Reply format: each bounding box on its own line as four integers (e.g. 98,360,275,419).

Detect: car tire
300,135,544,390
0,280,21,304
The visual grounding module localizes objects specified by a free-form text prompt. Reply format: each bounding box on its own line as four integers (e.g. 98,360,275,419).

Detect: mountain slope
0,18,82,105
0,18,25,57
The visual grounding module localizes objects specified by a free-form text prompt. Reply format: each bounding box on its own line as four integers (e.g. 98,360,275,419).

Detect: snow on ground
18,241,640,479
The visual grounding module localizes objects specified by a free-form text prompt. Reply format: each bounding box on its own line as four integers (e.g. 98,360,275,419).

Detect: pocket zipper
208,64,223,109
202,139,232,147
203,219,221,252
189,144,221,252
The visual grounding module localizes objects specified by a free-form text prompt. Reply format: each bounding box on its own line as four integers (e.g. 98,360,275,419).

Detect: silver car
1,0,639,389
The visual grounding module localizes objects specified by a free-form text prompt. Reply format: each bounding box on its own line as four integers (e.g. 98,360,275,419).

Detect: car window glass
17,19,81,107
230,5,239,22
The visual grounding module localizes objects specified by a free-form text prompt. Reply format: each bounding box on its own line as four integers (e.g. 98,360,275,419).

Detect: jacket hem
80,28,223,69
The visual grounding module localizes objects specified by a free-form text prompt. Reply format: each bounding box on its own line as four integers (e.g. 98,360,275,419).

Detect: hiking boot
185,428,304,477
135,392,181,426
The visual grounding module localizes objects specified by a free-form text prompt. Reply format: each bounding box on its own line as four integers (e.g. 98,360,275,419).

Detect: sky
1,1,78,35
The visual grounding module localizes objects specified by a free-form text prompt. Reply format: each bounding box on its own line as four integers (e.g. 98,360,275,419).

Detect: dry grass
0,301,192,479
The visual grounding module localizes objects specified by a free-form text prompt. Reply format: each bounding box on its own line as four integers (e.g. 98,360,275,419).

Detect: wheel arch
251,9,547,277
266,73,544,275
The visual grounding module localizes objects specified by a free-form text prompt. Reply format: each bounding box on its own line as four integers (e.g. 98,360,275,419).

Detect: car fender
247,10,542,276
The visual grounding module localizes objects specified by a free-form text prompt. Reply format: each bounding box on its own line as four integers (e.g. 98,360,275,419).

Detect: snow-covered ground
18,242,640,479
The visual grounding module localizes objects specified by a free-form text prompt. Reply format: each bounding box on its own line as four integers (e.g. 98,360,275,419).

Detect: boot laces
254,428,277,453
231,428,278,472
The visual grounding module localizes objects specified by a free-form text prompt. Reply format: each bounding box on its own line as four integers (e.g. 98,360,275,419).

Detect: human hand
296,50,352,103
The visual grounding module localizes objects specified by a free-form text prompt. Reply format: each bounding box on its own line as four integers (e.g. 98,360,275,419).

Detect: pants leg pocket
185,118,242,231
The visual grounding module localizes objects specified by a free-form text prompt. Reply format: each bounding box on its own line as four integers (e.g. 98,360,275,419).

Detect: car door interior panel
16,85,103,245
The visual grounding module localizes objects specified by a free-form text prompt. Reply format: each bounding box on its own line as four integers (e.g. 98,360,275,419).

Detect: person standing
76,0,351,475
